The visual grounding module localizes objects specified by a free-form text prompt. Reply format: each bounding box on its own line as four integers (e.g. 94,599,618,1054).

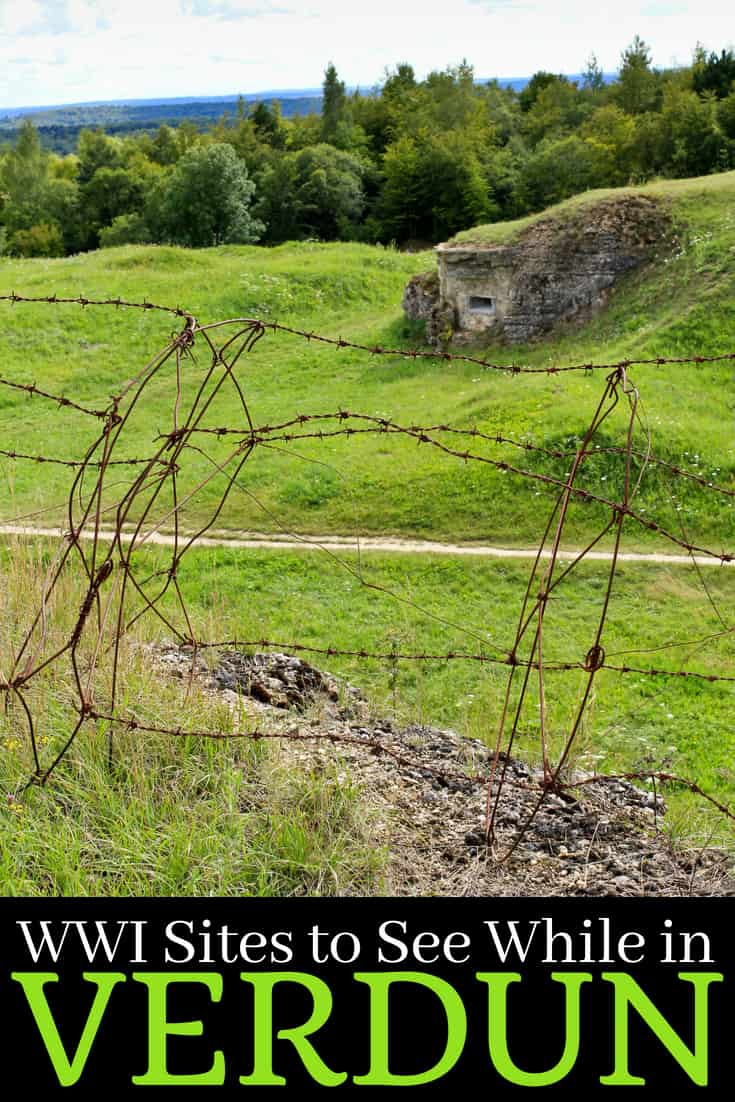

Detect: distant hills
0,91,322,153
0,88,324,119
0,73,617,153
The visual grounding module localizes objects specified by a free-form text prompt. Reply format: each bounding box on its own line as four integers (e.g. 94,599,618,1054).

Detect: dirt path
0,523,730,567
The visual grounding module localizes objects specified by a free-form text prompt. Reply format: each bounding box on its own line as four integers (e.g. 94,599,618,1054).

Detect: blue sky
0,0,731,109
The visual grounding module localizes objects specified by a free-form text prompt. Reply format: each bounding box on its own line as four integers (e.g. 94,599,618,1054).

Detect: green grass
168,544,735,811
1,174,735,553
1,703,383,897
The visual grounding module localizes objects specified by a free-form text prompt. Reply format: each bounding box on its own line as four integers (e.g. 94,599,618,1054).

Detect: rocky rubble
148,643,735,897
148,644,360,711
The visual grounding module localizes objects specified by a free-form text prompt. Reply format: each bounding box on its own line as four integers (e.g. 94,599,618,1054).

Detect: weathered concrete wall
404,195,673,345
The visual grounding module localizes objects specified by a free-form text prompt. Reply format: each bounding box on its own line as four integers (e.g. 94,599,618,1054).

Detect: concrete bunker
403,194,674,346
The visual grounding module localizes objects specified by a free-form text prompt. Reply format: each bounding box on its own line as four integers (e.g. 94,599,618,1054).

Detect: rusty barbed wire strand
3,290,735,373
0,294,733,852
0,373,111,419
0,291,194,322
176,412,735,503
180,637,735,683
197,314,735,375
0,447,164,468
147,412,735,562
566,771,735,824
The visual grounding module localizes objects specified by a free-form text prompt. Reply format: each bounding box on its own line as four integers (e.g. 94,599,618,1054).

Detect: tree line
0,95,323,156
2,37,735,258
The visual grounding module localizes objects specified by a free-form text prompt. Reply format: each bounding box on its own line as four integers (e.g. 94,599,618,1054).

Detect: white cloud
180,0,294,18
0,0,732,109
0,1,48,36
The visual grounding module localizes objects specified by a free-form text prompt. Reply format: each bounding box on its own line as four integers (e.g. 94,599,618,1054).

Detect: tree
383,62,417,100
253,156,300,243
43,176,84,254
580,105,636,183
519,134,613,210
76,128,121,185
422,60,479,131
378,135,424,241
287,113,323,151
628,111,667,177
148,143,264,247
519,71,563,112
82,167,144,232
0,123,79,250
420,130,496,240
582,53,605,93
1,119,44,201
6,221,65,257
522,78,582,145
378,130,496,243
250,101,286,148
289,144,365,240
656,86,724,177
321,63,347,142
718,91,735,140
99,212,152,247
479,81,522,146
692,48,735,99
617,36,658,114
150,125,180,166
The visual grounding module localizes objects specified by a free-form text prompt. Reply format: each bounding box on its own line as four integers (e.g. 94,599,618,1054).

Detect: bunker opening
468,295,496,315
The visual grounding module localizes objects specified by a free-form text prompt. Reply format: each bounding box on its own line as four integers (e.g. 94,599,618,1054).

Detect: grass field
1,172,734,893
0,537,386,896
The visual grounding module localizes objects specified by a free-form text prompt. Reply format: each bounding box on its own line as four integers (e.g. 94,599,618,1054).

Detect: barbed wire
4,290,735,374
184,637,735,683
1,294,733,859
0,447,163,468
0,373,111,419
200,314,735,375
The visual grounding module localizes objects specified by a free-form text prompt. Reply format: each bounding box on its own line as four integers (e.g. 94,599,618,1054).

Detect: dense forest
1,37,735,257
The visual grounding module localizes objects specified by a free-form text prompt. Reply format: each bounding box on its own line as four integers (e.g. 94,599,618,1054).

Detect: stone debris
211,652,342,710
147,643,735,898
145,643,361,713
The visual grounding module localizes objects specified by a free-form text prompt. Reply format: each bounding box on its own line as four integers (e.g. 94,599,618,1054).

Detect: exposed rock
287,718,734,898
402,270,440,321
145,643,361,715
211,651,344,711
405,194,676,346
402,270,457,349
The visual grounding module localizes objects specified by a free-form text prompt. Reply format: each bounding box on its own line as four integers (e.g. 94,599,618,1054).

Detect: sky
0,0,732,110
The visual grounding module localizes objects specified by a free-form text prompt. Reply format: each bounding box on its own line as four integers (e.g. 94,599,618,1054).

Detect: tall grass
0,539,384,896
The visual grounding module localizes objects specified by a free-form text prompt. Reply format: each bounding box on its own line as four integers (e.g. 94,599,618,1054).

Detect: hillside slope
0,172,734,551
